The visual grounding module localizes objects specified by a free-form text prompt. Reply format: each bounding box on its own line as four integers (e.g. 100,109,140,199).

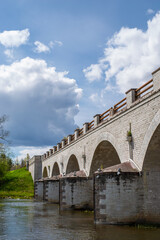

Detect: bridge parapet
42,67,160,161
153,67,160,91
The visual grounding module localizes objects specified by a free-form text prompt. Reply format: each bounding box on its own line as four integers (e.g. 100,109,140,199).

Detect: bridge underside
89,140,121,177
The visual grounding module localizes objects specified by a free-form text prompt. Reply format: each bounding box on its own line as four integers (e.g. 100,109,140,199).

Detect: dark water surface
0,199,160,240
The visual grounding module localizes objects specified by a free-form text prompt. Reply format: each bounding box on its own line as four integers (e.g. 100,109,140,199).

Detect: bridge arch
51,162,60,176
139,109,160,218
66,154,80,174
42,166,48,178
140,109,160,170
88,132,121,177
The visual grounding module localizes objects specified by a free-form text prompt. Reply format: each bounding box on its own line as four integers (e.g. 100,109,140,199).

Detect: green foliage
0,153,13,179
127,130,132,136
0,167,34,199
0,115,12,178
0,155,8,179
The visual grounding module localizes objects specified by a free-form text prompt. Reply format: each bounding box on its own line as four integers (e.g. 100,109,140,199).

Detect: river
0,199,160,240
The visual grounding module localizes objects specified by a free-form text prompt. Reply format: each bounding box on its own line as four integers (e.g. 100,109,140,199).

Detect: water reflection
0,199,160,240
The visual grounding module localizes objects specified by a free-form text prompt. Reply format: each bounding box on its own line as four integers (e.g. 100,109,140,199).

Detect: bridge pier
43,177,60,203
94,162,144,225
34,179,44,200
59,171,93,210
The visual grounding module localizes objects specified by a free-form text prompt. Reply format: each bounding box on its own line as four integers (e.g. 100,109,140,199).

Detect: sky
0,0,160,160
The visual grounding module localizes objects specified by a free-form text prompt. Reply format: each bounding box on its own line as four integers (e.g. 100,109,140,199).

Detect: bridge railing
65,138,68,145
79,127,83,136
135,79,153,99
44,70,158,159
71,134,75,142
100,108,110,122
88,120,94,130
114,97,127,113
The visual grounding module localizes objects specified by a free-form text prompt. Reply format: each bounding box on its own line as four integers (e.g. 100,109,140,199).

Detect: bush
0,153,12,179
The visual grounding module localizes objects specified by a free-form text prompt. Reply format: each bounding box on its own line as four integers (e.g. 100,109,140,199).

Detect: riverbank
0,167,34,199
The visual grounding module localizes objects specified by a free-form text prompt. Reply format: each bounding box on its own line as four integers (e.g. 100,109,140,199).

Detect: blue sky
0,0,160,159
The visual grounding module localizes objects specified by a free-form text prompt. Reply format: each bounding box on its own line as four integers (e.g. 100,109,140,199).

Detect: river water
0,199,160,240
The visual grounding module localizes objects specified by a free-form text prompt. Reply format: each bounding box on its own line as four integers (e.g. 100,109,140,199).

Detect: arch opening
66,154,80,174
142,124,160,172
43,166,48,178
52,162,60,176
142,124,160,219
89,140,121,177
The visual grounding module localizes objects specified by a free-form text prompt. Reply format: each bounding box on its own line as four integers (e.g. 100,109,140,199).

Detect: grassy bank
0,168,34,199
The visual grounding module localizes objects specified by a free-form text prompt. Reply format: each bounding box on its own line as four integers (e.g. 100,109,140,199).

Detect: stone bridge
29,67,160,225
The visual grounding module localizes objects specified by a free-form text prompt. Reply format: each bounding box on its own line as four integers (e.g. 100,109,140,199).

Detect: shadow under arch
140,109,160,170
52,162,60,176
43,166,48,178
89,140,121,177
66,154,80,174
142,123,160,172
140,121,160,220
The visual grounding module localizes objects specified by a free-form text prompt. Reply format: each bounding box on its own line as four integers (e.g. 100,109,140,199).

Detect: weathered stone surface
43,179,60,203
60,171,93,210
34,180,44,200
29,155,42,181
94,162,143,224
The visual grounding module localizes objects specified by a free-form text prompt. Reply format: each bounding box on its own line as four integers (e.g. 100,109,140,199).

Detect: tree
0,154,9,179
0,115,11,178
0,153,13,179
0,115,9,149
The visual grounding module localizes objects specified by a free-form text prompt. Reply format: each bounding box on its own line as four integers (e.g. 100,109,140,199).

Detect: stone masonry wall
34,181,44,200
60,177,93,210
29,155,42,181
43,180,59,203
94,172,144,224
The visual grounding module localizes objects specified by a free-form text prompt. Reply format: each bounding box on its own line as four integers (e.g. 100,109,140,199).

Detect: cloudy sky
0,0,160,160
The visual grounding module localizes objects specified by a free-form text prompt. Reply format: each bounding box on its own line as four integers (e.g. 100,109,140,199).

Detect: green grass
0,167,34,199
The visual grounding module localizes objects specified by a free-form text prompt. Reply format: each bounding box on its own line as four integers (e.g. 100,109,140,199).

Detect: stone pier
34,179,44,200
94,162,143,225
43,176,60,203
59,171,93,210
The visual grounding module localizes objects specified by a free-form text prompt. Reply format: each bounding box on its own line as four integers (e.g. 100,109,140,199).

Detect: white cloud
0,57,82,146
49,40,63,48
0,29,30,48
4,49,14,59
83,64,103,82
15,146,52,160
54,40,63,46
34,41,50,53
89,93,98,102
83,12,160,93
147,9,155,15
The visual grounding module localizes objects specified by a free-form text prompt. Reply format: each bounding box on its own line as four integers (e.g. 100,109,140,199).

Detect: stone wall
29,155,42,181
60,177,93,210
94,159,160,225
94,172,144,224
94,162,143,224
34,180,44,200
43,179,59,203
